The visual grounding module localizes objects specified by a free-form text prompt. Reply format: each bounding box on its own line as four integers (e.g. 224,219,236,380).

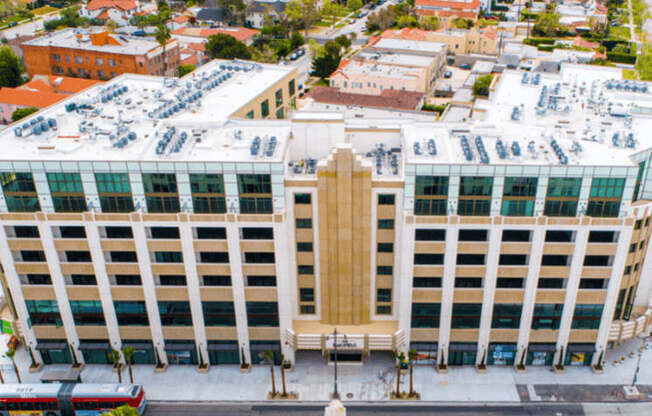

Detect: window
299,288,314,302
247,275,276,286
199,252,229,263
70,300,105,325
143,173,179,213
300,305,315,314
414,176,448,215
456,254,485,265
202,302,236,326
579,278,607,289
531,303,563,329
411,303,440,328
296,218,312,228
458,177,492,216
298,265,314,274
289,79,296,96
455,277,482,288
624,265,632,275
114,301,148,326
415,229,445,241
297,242,313,252
294,193,311,204
14,226,39,238
95,58,103,66
159,275,186,286
150,227,179,239
545,230,574,242
541,255,569,266
25,274,51,285
583,255,611,267
26,300,61,325
458,229,487,241
105,226,132,239
20,250,46,262
378,219,394,229
496,277,524,288
158,301,192,326
413,277,442,287
47,172,87,212
109,59,116,67
275,88,283,107
74,56,82,64
241,227,273,240
499,254,528,265
377,243,393,253
378,194,395,205
377,265,392,275
64,251,91,262
261,99,270,117
109,251,138,263
571,304,603,329
377,288,391,303
196,227,226,239
377,305,391,314
501,177,537,216
203,275,231,286
246,302,279,326
154,251,183,263
587,178,625,218
190,174,225,214
414,253,444,265
244,252,275,264
115,275,141,285
544,177,581,217
71,274,96,285
501,230,531,242
0,173,40,212
59,226,86,239
451,303,482,328
246,110,254,119
238,174,272,214
538,278,565,289
588,231,617,243
491,303,522,328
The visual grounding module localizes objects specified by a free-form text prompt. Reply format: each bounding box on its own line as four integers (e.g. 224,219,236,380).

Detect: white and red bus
0,383,146,416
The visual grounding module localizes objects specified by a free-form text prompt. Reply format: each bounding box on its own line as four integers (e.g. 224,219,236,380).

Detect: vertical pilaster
476,223,502,364
438,219,458,365
273,216,294,362
32,172,54,213
176,173,194,213
226,217,250,364
397,214,415,353
80,172,100,212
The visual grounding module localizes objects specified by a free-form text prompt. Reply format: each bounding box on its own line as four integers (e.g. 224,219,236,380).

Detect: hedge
606,51,637,64
601,39,633,51
523,37,556,46
537,45,556,52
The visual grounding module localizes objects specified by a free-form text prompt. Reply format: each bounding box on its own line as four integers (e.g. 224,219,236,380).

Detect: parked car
460,64,471,70
444,71,452,78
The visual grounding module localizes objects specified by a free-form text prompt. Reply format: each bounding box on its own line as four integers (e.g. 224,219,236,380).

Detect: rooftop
334,60,426,80
23,28,165,55
356,50,436,67
307,86,424,111
372,38,446,54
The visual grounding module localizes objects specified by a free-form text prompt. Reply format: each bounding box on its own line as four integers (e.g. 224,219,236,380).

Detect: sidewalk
6,335,652,403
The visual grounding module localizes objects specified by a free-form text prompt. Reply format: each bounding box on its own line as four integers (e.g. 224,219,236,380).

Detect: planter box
592,365,603,374
268,392,299,400
198,364,209,373
436,364,448,374
476,365,487,374
28,363,42,373
72,363,84,371
390,392,421,400
553,365,565,374
514,365,526,374
155,363,167,373
239,364,251,374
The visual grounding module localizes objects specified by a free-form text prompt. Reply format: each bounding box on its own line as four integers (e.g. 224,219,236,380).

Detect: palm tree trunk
117,365,122,383
0,367,4,384
12,361,21,384
281,365,287,397
128,362,134,383
270,364,276,396
395,365,401,397
409,364,413,397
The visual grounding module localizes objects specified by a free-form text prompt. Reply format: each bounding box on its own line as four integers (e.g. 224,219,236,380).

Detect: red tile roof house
0,75,101,125
414,0,482,21
79,0,143,26
171,27,259,46
168,15,190,31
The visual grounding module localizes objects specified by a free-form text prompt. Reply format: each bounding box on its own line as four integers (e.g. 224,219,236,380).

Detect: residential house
80,0,143,26
414,0,482,22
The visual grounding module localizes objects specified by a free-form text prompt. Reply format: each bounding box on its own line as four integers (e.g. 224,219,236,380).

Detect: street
0,13,58,39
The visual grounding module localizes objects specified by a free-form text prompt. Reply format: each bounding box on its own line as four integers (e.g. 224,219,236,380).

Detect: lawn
32,6,58,15
609,25,631,41
622,69,637,80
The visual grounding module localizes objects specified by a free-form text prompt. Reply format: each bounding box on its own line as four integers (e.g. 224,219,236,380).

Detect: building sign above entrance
325,334,364,350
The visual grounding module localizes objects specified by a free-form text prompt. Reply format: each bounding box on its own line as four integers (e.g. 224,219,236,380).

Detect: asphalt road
145,402,586,416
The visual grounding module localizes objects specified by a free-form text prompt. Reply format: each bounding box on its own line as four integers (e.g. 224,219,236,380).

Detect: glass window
531,303,563,329
202,275,231,286
245,110,254,119
415,176,448,215
496,277,524,288
59,226,86,238
294,193,311,204
415,229,445,241
299,288,314,302
47,172,86,212
159,275,186,286
142,173,179,213
451,303,482,328
414,253,444,265
247,275,276,286
491,303,522,328
114,301,148,326
69,300,105,325
95,173,134,213
65,250,92,262
261,99,270,117
70,274,96,285
105,226,132,239
246,302,278,326
633,161,645,201
20,250,46,262
298,265,314,274
0,172,41,212
455,277,482,288
413,277,442,287
202,302,236,326
300,305,315,314
115,275,141,285
190,174,225,214
199,252,229,263
237,174,272,214
377,243,393,252
545,230,574,242
571,304,603,329
377,288,391,303
297,242,313,252
241,227,273,239
544,178,581,217
150,227,179,239
458,176,492,216
244,252,275,264
538,278,565,288
587,178,625,218
109,251,138,263
411,303,440,328
26,300,61,326
288,79,296,96
378,219,394,229
25,274,51,285
296,218,312,228
458,229,487,241
196,227,226,239
154,251,183,263
378,194,395,205
275,88,283,107
502,230,531,242
158,301,192,326
14,226,39,238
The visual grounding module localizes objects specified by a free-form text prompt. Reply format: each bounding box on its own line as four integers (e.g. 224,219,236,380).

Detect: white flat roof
23,28,161,55
373,38,446,54
357,51,435,67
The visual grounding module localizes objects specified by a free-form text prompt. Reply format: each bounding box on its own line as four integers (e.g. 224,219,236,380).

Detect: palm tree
393,351,406,398
4,348,20,383
259,350,277,397
122,346,136,383
279,353,288,398
407,349,417,398
154,24,172,77
110,349,123,383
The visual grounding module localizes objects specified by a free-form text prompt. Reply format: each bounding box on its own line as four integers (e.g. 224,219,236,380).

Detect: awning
78,341,110,351
250,343,281,352
164,343,195,351
528,344,557,353
449,343,477,352
122,342,153,350
410,342,438,351
36,341,68,351
567,344,596,353
207,343,238,351
41,368,81,383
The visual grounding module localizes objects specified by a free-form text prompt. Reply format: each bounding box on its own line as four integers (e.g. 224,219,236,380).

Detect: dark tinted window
196,227,226,239
241,227,274,240
14,226,39,238
59,226,86,238
502,230,531,242
415,229,446,241
499,254,528,265
105,226,133,239
588,231,617,243
545,230,573,242
458,229,488,241
414,253,444,265
150,227,180,239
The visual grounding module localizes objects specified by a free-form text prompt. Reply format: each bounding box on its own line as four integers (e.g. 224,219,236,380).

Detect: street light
331,328,339,399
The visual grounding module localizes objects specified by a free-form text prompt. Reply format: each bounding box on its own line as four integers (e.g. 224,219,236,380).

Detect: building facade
0,62,651,372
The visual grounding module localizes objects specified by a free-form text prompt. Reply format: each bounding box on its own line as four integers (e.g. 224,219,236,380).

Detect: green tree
396,14,417,28
101,405,138,416
206,33,252,59
0,46,23,88
393,351,407,398
219,0,246,25
311,40,341,79
154,24,171,76
284,0,320,36
11,107,38,122
271,38,292,59
636,42,652,81
407,349,417,398
110,349,123,384
532,12,560,37
347,0,362,11
452,17,474,29
321,0,338,24
334,34,351,50
472,74,493,96
178,64,196,77
4,347,20,383
419,15,440,30
122,346,136,383
290,32,305,50
259,350,277,397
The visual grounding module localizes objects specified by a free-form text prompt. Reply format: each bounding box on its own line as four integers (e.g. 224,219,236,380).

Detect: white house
80,0,143,26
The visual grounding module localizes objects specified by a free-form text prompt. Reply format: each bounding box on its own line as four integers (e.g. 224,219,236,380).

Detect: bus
0,383,146,416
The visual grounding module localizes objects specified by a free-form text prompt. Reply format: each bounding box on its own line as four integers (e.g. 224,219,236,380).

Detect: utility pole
331,328,339,399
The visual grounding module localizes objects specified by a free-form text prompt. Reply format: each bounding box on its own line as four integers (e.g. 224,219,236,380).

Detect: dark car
444,71,452,78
